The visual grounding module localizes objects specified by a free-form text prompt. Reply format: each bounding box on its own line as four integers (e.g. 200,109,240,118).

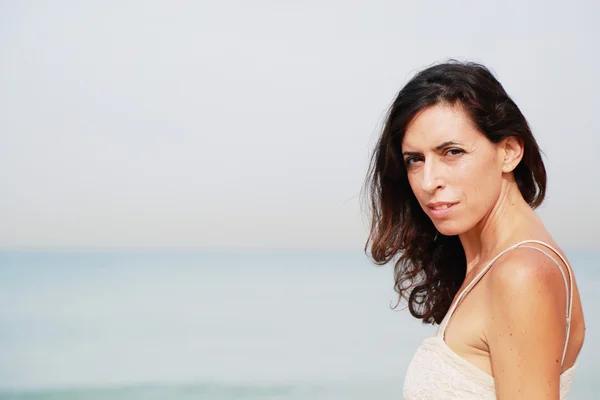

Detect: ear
500,136,524,173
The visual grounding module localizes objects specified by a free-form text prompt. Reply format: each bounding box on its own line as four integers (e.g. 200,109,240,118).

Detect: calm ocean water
0,249,597,399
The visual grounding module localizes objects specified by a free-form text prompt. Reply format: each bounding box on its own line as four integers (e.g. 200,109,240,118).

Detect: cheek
460,155,502,210
405,171,417,190
406,173,429,209
406,175,419,196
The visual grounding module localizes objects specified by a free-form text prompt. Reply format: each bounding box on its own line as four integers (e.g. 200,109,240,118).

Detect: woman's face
401,103,506,236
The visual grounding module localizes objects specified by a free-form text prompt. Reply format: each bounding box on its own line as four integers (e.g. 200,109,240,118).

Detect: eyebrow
402,141,462,157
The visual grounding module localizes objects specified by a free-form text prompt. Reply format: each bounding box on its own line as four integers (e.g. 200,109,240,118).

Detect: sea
0,249,597,399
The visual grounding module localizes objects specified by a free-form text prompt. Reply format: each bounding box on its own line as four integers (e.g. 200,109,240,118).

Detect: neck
458,177,540,273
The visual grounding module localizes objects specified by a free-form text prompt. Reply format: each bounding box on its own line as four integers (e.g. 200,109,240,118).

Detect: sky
1,1,599,250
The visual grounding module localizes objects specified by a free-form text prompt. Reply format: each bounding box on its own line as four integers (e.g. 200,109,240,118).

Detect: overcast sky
1,1,598,250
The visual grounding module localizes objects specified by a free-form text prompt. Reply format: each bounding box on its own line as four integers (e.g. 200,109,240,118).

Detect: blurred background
1,1,598,399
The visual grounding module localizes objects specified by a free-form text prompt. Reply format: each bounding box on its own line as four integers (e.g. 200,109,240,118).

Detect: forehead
402,103,482,150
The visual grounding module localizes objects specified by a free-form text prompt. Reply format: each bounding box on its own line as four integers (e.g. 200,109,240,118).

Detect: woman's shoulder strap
439,239,574,367
512,240,574,366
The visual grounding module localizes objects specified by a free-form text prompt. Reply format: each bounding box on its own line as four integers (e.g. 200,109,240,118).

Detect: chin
432,220,468,237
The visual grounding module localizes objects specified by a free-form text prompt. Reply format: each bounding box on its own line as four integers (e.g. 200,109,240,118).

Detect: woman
363,61,585,399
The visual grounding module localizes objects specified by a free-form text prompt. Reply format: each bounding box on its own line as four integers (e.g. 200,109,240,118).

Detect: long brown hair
362,61,547,324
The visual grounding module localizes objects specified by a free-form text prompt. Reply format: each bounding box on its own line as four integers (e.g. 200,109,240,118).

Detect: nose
420,159,444,193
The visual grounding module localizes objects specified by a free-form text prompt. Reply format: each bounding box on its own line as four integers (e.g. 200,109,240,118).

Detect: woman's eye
405,157,419,166
447,148,464,156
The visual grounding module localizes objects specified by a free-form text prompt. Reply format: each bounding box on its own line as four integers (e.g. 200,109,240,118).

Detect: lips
427,202,458,218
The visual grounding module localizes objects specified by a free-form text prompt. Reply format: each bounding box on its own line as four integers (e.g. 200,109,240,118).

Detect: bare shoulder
485,245,570,331
487,245,570,298
483,245,571,397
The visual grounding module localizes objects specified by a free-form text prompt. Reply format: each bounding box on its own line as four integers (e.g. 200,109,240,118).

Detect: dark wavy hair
361,60,547,324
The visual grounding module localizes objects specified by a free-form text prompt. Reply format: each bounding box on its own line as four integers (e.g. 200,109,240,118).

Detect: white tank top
403,240,577,399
